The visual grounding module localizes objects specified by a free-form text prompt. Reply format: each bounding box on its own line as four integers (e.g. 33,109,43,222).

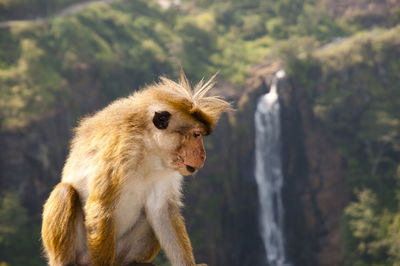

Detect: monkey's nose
186,165,196,173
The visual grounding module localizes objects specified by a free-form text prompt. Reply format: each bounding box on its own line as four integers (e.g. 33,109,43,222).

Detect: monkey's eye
193,132,202,138
153,111,171,130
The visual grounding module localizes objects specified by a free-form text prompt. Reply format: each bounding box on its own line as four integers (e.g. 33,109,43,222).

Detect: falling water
254,70,291,266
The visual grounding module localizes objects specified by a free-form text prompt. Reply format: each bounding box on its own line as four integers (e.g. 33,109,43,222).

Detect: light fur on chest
115,168,183,238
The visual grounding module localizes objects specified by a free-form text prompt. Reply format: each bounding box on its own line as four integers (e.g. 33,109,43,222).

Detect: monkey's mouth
171,156,198,175
185,165,196,173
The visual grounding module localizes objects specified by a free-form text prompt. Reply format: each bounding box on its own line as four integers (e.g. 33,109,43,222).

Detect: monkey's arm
85,195,117,266
145,199,197,266
84,173,119,266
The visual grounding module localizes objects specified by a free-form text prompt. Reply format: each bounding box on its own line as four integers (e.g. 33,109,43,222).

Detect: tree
0,191,28,246
343,189,392,265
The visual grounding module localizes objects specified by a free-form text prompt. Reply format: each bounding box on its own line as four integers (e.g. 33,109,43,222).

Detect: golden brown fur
42,183,82,265
41,72,230,266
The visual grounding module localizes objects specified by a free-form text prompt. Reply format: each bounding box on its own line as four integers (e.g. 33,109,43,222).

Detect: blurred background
1,0,400,265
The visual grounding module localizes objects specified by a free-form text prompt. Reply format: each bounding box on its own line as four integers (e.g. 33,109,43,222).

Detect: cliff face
279,75,349,266
185,61,349,266
0,109,71,215
221,64,349,266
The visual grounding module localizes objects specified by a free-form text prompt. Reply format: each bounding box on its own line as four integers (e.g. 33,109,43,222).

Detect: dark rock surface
279,73,349,266
0,109,71,216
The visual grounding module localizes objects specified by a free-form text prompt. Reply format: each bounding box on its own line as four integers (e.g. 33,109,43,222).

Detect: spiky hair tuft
148,71,231,133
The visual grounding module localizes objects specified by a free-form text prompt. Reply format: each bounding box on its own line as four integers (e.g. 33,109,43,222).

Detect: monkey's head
141,72,231,176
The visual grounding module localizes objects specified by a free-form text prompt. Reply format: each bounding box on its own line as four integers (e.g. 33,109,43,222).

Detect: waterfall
255,70,290,266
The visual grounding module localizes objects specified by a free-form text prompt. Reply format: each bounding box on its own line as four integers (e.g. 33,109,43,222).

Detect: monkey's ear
153,111,171,130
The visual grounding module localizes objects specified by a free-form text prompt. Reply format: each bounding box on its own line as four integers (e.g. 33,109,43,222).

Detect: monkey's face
150,109,207,176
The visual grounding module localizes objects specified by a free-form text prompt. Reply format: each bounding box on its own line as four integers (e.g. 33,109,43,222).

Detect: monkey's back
61,96,146,203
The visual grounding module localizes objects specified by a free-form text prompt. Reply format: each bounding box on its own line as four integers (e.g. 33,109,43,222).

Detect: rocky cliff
227,63,350,266
279,73,349,266
0,109,71,216
185,59,350,266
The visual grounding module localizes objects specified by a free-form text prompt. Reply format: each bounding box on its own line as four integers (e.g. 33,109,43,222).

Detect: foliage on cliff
0,0,177,130
0,0,400,265
0,191,43,265
0,0,381,132
284,25,400,265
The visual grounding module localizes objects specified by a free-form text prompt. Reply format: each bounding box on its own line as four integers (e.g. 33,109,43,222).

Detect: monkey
41,72,231,266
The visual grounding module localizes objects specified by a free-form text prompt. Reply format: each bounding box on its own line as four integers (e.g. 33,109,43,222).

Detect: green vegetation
0,191,45,265
0,0,373,131
0,0,178,130
1,0,400,265
285,26,400,265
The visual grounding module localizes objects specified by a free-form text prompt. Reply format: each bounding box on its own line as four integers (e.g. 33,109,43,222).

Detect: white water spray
255,70,291,266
